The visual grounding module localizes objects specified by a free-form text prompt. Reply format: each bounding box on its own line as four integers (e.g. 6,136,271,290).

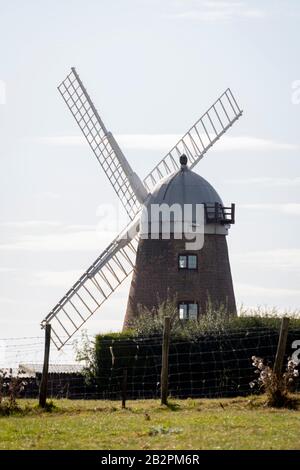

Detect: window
178,302,198,320
178,254,197,270
178,303,188,319
179,255,187,269
188,303,198,320
188,255,197,269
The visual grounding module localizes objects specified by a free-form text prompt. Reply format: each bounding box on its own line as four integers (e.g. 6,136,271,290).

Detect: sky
0,0,300,364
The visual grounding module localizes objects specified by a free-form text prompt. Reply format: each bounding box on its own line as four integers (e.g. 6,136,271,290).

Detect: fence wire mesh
1,327,299,400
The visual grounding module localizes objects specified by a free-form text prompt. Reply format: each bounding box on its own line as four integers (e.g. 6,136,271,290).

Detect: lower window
178,302,198,320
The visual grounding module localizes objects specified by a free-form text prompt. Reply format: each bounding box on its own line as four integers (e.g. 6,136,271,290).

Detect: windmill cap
180,154,188,166
146,166,223,207
140,166,227,236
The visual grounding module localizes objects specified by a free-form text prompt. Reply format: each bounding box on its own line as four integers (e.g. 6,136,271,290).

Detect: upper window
178,254,197,270
178,302,198,320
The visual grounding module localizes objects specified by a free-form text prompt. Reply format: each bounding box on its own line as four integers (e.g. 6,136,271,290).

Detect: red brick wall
124,234,236,327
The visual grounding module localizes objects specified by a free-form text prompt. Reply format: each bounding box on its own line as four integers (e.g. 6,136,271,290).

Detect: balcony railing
204,203,235,225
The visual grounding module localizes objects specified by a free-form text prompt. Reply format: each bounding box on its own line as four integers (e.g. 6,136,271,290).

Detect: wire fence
91,327,300,399
0,336,76,369
1,327,299,400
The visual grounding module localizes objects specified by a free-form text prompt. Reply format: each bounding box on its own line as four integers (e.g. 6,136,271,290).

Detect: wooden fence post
161,316,171,405
39,324,51,408
121,368,128,409
273,317,290,378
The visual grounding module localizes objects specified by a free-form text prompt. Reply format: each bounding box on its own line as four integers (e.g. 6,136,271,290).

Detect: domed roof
147,165,223,207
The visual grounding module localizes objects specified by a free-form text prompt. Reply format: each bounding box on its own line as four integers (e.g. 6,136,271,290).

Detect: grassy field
0,396,300,450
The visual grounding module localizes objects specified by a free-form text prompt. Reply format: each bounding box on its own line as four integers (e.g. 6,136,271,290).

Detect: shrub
250,356,299,408
74,301,300,396
0,368,26,416
74,330,97,383
128,300,300,340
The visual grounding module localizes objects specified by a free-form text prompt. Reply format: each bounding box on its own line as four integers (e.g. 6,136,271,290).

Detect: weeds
250,356,299,408
148,425,183,436
42,400,57,412
0,368,27,416
73,330,96,382
127,299,300,340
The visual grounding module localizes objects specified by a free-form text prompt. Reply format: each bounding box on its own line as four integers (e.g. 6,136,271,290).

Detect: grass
0,396,300,450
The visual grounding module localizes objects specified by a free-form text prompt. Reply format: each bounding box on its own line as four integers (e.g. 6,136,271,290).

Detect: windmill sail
41,221,139,349
143,88,242,193
58,68,147,220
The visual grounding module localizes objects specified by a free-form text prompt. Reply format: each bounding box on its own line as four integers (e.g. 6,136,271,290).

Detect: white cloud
32,269,131,292
35,136,85,146
32,270,83,287
0,220,61,229
240,203,300,216
0,215,128,254
34,134,179,150
38,192,61,200
119,134,180,151
63,224,97,232
0,297,21,305
0,220,97,233
281,204,300,216
216,136,298,152
228,176,300,187
232,248,300,271
169,0,265,22
0,267,16,273
34,134,298,153
236,283,300,298
0,229,116,252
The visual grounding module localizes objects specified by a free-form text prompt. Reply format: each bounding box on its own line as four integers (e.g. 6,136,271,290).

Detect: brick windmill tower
41,68,242,349
124,154,236,324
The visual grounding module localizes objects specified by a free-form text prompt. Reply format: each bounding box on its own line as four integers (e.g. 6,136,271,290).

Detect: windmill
41,67,242,349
